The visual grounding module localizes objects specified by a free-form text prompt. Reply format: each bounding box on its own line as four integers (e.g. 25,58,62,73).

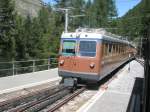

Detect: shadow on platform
127,77,144,112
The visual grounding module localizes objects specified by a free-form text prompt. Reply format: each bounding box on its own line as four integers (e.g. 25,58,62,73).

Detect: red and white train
58,28,136,84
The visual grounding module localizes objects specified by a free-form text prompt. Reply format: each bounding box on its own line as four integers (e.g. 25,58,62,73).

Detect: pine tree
107,0,118,18
116,1,144,40
84,0,118,28
0,0,16,61
141,0,150,59
69,0,86,29
15,15,26,60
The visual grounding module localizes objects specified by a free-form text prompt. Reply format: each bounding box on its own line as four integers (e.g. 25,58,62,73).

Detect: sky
42,0,141,17
115,0,141,17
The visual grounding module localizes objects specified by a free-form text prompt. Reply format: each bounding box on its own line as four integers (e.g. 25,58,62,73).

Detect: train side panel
99,41,131,79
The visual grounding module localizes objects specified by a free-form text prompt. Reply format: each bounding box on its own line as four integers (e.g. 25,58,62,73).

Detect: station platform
77,60,144,112
0,68,60,94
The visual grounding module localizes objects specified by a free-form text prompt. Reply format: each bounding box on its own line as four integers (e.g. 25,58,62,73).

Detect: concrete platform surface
77,60,144,112
0,68,60,94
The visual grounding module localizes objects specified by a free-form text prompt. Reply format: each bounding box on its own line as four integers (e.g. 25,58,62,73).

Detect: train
58,28,136,86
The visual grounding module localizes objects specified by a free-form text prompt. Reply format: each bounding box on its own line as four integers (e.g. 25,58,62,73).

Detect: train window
121,45,123,53
122,45,124,53
123,45,125,53
117,45,119,54
62,40,76,56
115,45,117,54
113,44,116,54
79,41,96,57
120,46,122,54
125,46,127,53
119,45,121,54
108,44,112,54
102,44,105,57
105,43,108,56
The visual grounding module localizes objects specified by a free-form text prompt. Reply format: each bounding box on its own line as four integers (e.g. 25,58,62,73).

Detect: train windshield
62,40,76,56
79,41,96,57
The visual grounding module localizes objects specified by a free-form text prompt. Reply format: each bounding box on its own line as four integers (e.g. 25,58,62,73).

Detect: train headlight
90,63,95,68
59,60,64,65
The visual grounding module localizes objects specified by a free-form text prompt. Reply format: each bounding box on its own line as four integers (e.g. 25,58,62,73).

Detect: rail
0,58,58,77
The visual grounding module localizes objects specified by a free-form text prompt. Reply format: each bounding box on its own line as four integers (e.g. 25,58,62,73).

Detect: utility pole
65,9,69,33
140,37,142,57
54,8,85,33
55,8,72,33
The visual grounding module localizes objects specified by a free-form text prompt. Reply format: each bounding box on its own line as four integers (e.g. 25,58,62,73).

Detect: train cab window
79,41,96,57
62,40,76,56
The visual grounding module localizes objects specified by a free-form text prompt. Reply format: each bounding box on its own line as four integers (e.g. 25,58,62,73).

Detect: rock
14,0,43,17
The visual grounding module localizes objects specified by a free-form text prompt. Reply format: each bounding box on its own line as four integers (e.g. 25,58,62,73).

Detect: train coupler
63,78,77,88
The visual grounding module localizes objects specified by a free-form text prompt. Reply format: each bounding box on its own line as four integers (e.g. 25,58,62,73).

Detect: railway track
45,87,86,112
0,85,68,112
8,88,70,112
43,67,120,112
0,83,85,112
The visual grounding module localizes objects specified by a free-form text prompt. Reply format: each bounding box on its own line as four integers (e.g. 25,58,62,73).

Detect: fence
0,58,58,77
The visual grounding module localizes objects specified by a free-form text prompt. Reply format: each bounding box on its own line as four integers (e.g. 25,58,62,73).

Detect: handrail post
12,61,15,76
33,60,35,72
48,58,50,69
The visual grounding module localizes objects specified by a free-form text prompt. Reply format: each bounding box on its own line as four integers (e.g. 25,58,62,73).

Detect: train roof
61,28,130,44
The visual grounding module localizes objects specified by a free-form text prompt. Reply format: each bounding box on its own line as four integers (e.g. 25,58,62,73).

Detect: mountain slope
14,0,43,17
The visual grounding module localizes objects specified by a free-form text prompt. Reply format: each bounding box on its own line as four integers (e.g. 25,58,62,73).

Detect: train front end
58,32,102,83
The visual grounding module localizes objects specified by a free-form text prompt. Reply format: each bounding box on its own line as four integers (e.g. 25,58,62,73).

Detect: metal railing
0,58,58,77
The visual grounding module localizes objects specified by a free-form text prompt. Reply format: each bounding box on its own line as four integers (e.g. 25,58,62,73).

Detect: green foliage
115,0,150,57
0,1,61,61
55,0,117,29
116,2,143,40
141,0,150,37
0,0,16,61
116,0,150,42
0,0,119,62
84,0,117,28
15,6,57,60
141,0,150,58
